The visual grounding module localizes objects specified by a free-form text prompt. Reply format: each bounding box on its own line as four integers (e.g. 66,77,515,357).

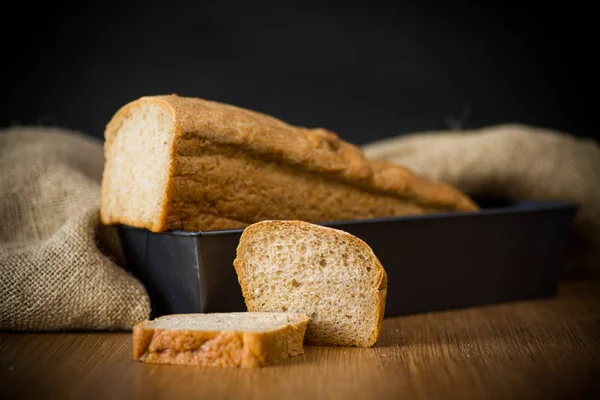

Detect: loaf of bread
100,94,478,232
234,220,387,347
132,312,308,367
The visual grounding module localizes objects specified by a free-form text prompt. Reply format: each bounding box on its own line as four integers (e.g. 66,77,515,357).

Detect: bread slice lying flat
132,312,308,368
100,94,478,233
234,220,387,347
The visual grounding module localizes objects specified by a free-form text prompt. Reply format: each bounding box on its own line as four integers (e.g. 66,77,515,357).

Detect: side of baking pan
117,199,578,318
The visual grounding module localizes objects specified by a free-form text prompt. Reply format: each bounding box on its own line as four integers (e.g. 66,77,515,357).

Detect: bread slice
233,220,387,347
132,312,308,368
100,94,478,233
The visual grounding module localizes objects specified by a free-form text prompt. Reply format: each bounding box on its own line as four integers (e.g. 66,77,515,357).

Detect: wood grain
2,280,600,400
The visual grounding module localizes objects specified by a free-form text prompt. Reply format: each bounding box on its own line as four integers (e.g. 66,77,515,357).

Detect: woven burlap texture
362,124,600,275
0,127,151,331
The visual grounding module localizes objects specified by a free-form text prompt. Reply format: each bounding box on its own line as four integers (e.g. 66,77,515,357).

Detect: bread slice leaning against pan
100,94,478,233
234,220,387,348
133,312,309,368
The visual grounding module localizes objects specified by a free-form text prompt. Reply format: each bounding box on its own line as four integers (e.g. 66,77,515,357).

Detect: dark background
3,0,596,146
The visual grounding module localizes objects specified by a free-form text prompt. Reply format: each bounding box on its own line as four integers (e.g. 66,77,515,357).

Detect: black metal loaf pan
117,199,578,319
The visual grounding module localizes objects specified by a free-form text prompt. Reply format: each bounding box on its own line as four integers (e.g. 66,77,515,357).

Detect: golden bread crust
158,94,477,211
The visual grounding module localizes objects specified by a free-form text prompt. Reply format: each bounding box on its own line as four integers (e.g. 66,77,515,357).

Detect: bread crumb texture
234,220,387,347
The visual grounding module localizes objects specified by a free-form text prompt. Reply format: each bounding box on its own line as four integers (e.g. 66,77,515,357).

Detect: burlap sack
362,124,600,276
0,127,151,331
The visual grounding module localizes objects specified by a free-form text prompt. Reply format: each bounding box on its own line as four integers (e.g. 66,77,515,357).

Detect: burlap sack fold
362,124,600,275
0,127,151,331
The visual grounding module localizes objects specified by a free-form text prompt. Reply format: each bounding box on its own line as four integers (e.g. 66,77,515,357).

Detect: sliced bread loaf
234,220,387,347
132,312,308,367
100,94,478,233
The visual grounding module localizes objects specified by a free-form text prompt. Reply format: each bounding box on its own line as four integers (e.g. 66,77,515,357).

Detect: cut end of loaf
234,220,387,347
100,97,176,232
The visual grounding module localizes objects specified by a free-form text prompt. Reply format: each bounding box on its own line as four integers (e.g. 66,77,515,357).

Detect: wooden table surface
2,279,600,400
